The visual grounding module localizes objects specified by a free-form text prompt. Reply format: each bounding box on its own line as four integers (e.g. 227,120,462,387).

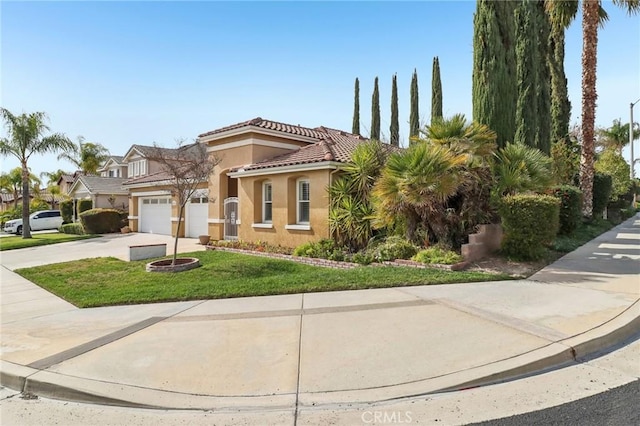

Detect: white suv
3,210,63,235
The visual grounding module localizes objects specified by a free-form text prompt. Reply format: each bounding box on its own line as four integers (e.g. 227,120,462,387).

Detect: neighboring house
0,191,65,212
0,192,18,212
124,117,371,247
67,175,129,215
98,156,127,178
57,173,78,195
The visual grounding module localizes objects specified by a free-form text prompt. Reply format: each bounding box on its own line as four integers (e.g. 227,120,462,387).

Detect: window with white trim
263,182,272,223
297,179,310,224
127,160,147,178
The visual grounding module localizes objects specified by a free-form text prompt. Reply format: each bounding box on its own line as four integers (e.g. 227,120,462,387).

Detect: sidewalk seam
293,293,305,426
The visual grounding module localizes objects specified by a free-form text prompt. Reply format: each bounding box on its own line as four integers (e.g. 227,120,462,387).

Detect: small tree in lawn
147,140,220,266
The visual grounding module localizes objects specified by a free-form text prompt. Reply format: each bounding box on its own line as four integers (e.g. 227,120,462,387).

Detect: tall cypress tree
352,78,360,135
371,77,381,140
431,57,443,124
390,74,399,146
535,1,551,154
549,22,571,144
472,0,517,148
514,0,538,148
409,69,419,141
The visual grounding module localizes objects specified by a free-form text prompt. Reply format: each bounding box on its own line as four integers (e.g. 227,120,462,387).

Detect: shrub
78,199,93,214
79,208,123,234
548,185,582,235
498,194,560,260
60,223,85,235
595,149,631,201
371,236,419,262
412,247,463,265
351,251,375,265
60,200,74,223
592,173,612,218
293,239,346,260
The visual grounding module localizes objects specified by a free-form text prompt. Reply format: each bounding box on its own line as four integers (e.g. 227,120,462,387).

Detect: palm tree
597,119,639,154
57,136,110,175
373,143,466,245
492,142,553,198
0,167,23,209
40,169,70,186
0,109,73,238
328,140,389,250
546,0,640,218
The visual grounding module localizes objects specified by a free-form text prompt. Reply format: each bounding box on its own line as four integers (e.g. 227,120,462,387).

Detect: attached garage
186,194,209,238
139,197,171,235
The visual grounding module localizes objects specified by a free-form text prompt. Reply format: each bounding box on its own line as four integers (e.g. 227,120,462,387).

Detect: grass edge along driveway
0,233,98,251
16,250,511,308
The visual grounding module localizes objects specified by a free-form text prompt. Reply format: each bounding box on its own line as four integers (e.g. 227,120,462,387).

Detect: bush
293,239,346,261
60,223,85,235
371,236,419,262
548,185,582,235
593,173,612,218
412,247,463,265
499,194,560,260
78,199,93,214
60,200,74,223
79,208,123,234
351,251,375,265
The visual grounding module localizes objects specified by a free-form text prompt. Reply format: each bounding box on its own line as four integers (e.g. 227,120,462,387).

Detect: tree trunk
580,0,599,219
21,162,31,239
172,204,184,266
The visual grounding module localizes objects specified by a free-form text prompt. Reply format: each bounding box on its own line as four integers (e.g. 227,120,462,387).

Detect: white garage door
186,196,209,238
140,197,171,235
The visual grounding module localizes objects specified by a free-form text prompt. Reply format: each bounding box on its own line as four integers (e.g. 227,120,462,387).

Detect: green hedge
60,223,85,235
78,199,93,214
60,200,74,223
593,173,612,218
79,208,123,234
499,194,560,260
548,185,582,235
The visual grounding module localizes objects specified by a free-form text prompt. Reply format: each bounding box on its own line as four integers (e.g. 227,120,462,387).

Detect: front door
223,197,239,240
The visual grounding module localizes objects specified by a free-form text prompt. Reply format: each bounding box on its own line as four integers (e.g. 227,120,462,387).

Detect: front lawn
0,233,99,251
16,250,511,307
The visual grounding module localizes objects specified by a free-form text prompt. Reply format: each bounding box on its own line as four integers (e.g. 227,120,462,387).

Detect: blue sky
1,1,639,179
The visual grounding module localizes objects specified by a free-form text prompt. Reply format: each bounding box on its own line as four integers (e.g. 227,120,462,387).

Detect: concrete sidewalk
0,217,638,414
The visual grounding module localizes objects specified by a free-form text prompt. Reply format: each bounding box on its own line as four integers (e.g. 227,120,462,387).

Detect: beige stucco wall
205,134,310,241
235,169,332,248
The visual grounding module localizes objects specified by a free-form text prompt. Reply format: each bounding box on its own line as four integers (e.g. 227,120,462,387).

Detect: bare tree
147,140,219,266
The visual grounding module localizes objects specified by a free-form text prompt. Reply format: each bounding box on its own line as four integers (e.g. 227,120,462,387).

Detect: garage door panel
140,197,171,235
187,203,208,238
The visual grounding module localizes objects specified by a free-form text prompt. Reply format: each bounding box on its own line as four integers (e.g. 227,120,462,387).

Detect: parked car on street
3,210,63,235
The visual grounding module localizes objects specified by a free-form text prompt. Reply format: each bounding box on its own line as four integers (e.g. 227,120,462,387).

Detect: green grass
0,233,99,251
16,250,511,308
553,218,615,253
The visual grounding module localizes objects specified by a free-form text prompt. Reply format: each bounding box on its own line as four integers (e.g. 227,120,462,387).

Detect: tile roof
198,117,334,140
230,127,394,172
75,176,128,194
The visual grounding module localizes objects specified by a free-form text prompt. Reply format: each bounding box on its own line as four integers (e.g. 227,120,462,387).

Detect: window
297,179,310,224
127,160,147,177
263,182,272,223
